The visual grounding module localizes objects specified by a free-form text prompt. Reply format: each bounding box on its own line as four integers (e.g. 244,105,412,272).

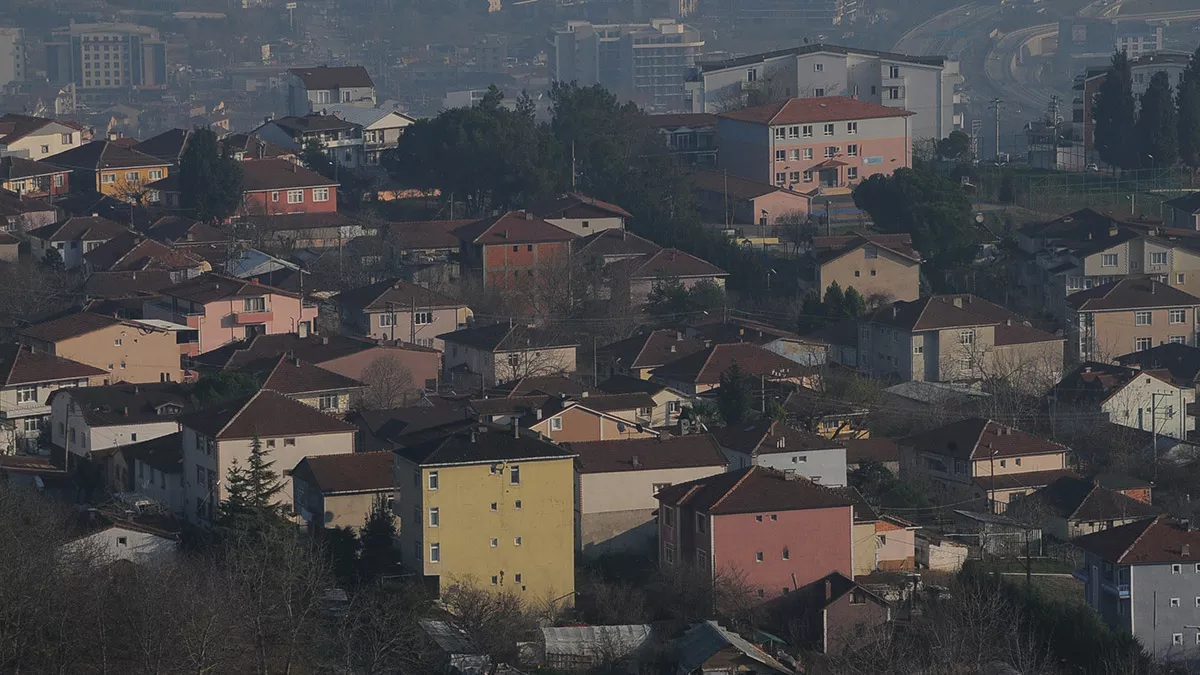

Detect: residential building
690,169,812,223
440,323,577,388
147,158,339,217
520,396,660,443
392,423,577,601
674,621,795,675
656,465,854,600
132,129,193,168
218,133,297,162
28,215,129,269
687,44,961,142
245,353,363,414
44,23,167,95
0,28,25,87
686,316,827,366
1165,193,1200,232
808,233,921,303
0,156,70,200
1116,343,1200,392
530,193,631,237
0,188,57,233
451,211,576,291
287,66,376,116
899,418,1071,513
1023,474,1159,540
570,435,728,556
760,572,891,655
648,113,719,168
44,140,169,201
547,19,704,112
573,227,663,267
83,232,209,280
651,342,816,396
1073,516,1200,664
859,294,1064,390
596,375,690,428
20,312,183,384
1049,362,1194,441
0,114,83,160
0,345,106,454
143,273,319,357
191,331,441,395
48,382,190,489
1097,473,1154,504
717,97,913,190
716,419,847,487
292,451,396,530
782,384,870,440
1068,278,1200,362
324,106,413,167
841,491,916,574
122,432,184,513
62,512,178,566
599,329,706,380
178,389,356,525
619,248,729,306
254,114,365,168
333,278,472,350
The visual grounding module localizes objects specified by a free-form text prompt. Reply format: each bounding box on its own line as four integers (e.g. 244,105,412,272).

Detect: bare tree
441,578,539,668
320,584,434,675
357,354,416,409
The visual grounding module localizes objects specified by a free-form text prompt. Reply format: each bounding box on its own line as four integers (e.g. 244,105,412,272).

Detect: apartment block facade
45,22,167,95
1067,278,1200,362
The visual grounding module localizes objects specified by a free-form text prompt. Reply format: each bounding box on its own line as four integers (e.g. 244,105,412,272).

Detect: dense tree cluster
179,127,244,223
1094,45,1200,170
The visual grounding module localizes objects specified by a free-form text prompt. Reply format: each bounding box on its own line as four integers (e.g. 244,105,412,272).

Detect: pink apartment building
717,96,914,191
143,273,319,357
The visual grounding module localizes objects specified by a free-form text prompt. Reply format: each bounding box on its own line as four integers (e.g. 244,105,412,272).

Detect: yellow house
393,423,576,605
44,140,170,202
252,354,364,414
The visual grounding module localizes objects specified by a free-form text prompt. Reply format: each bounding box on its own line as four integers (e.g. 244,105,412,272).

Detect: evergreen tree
797,290,824,333
179,127,243,222
1093,51,1138,169
843,287,868,318
998,172,1016,204
1179,45,1200,169
218,436,285,535
716,363,753,425
1136,71,1178,168
244,435,284,510
301,139,336,179
358,496,399,582
823,281,846,317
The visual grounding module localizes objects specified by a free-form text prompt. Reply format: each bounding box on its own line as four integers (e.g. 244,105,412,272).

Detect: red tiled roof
334,278,465,313
901,417,1067,461
1032,475,1159,522
651,343,804,385
531,193,633,220
178,389,356,441
386,219,473,251
240,158,338,191
811,232,920,265
0,156,69,181
655,465,853,515
28,215,128,243
602,329,707,370
83,232,207,272
843,437,900,465
292,451,394,494
0,344,106,386
573,228,662,259
46,140,169,171
451,211,576,246
626,248,727,280
1073,516,1200,564
689,169,809,201
718,96,914,126
20,312,126,342
866,295,1055,347
569,434,727,474
0,114,59,145
714,419,843,456
258,354,363,395
160,272,301,303
1067,278,1200,312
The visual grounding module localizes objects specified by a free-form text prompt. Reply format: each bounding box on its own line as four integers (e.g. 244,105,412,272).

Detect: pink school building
655,465,854,600
717,96,913,192
143,273,319,357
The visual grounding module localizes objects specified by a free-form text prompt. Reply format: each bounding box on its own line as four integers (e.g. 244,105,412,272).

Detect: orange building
451,211,576,290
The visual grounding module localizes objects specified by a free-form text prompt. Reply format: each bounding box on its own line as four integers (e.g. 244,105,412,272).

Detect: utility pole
990,98,1003,161
410,297,416,345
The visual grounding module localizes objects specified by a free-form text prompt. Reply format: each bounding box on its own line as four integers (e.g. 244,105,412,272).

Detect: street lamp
766,268,776,294
1126,194,1136,217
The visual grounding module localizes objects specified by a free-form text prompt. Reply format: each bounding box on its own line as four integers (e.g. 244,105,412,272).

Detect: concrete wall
817,245,919,304
533,406,657,443
971,451,1065,478
723,447,847,487
1102,374,1194,440
64,526,175,566
1131,562,1200,664
851,521,877,576
130,457,184,514
3,121,82,160
52,396,180,459
545,216,623,238
1083,306,1199,362
824,589,890,654
363,306,472,350
27,323,182,384
711,506,852,600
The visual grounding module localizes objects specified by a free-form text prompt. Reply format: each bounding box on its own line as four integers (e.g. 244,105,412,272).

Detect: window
782,547,790,560
1134,311,1152,326
665,543,675,564
814,62,824,72
846,144,859,157
1178,273,1186,284
823,123,835,136
755,515,763,522
789,171,801,184
1173,564,1183,574
428,507,439,527
774,127,786,140
802,170,813,183
887,87,901,100
125,171,139,182
775,149,786,161
747,68,757,82
101,173,116,184
1136,337,1153,351
287,190,304,204
490,538,498,548
1171,336,1188,344
54,174,64,188
413,311,433,325
787,125,799,139
507,353,520,368
130,433,137,442
788,149,800,160
959,329,975,345
429,542,440,563
490,502,498,511
510,465,520,485
802,125,813,138
317,393,338,410
1170,309,1186,324
1101,253,1119,267
889,65,901,79
1150,252,1168,265
284,438,295,446
1173,633,1184,646
379,313,394,328
428,471,439,490
16,386,36,403
802,148,813,160
813,88,825,97
550,417,563,431
847,167,858,180
243,297,266,312
663,506,675,527
755,551,764,562
61,133,72,145
312,188,329,202
514,536,522,546
22,419,39,434
1171,597,1181,607
695,513,707,534
271,191,279,202
825,146,837,158
774,172,786,186
514,500,522,510
914,344,924,355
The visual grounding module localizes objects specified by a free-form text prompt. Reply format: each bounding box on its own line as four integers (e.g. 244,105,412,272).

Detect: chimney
1084,366,1092,373
581,391,588,398
512,418,520,438
776,436,785,449
676,331,683,341
1005,319,1012,326
535,408,543,420
952,297,963,308
632,455,642,469
1184,544,1192,557
892,306,898,318
825,578,832,601
121,406,129,416
1109,223,1119,237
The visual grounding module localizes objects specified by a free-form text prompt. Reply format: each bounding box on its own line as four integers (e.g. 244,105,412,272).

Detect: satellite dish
975,213,985,224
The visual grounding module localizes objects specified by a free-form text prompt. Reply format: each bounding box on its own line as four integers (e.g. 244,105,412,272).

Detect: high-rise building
549,19,704,112
45,23,167,96
0,28,25,87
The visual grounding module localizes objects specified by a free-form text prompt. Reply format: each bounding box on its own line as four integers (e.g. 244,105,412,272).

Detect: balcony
1074,568,1130,597
233,310,274,325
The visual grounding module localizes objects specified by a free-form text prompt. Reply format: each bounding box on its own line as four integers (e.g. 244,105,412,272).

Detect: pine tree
179,127,244,222
1093,51,1138,169
218,457,253,523
1179,45,1200,170
217,436,285,536
843,287,868,318
823,281,846,318
1136,71,1178,168
716,363,753,425
358,496,399,582
244,435,284,510
797,290,824,333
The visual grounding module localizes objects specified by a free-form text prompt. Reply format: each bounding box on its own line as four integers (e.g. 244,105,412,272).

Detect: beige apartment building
19,312,183,384
1067,278,1200,362
291,452,395,530
333,278,472,350
900,417,1071,513
858,295,1064,392
809,232,921,303
439,323,578,388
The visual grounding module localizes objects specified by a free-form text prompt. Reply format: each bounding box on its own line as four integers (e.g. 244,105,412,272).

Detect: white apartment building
44,23,167,94
0,28,25,87
287,66,376,117
687,44,961,141
549,19,704,112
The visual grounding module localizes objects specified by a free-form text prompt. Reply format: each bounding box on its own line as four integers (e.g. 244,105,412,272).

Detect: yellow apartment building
45,139,170,202
393,423,576,605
